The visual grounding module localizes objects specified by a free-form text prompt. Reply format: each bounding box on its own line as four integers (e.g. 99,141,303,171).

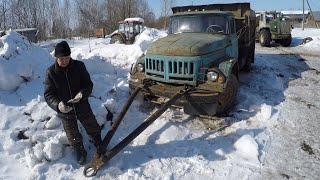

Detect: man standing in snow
44,41,103,165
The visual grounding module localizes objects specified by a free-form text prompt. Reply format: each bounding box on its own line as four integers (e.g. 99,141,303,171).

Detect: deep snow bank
134,27,167,52
0,31,52,91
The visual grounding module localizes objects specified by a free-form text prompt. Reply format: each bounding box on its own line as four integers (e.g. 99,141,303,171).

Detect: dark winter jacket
44,58,93,119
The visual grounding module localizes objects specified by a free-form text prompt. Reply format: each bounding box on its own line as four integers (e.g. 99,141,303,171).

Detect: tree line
0,0,176,41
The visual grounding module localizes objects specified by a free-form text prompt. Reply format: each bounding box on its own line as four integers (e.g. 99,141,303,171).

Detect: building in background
282,10,309,21
306,11,320,27
13,28,38,43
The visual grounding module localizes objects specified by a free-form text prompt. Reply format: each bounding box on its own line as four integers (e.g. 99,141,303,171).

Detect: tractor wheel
259,29,271,47
110,35,125,44
280,37,292,47
216,74,238,116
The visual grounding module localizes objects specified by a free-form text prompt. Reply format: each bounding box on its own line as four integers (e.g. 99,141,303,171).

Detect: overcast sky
150,0,320,17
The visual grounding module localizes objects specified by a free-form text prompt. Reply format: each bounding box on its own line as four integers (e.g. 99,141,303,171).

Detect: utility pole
302,0,305,30
306,0,319,28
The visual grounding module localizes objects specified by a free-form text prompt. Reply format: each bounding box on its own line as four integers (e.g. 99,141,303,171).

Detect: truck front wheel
216,74,238,116
259,29,271,47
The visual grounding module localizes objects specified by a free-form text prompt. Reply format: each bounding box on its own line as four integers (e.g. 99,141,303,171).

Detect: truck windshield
169,14,228,34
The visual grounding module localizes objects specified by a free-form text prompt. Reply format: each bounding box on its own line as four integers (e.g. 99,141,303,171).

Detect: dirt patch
197,116,229,131
301,141,314,155
309,68,320,75
17,130,29,140
280,173,290,179
279,52,320,57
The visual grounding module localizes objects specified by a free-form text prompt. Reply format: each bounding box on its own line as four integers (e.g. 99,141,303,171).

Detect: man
44,41,103,165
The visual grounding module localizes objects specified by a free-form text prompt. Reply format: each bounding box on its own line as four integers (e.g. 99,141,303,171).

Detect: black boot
91,134,104,155
74,145,87,165
96,145,105,156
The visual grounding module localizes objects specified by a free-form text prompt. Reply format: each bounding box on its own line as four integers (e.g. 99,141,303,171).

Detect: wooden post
302,0,305,30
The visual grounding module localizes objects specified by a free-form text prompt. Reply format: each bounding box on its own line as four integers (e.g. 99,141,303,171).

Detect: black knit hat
54,41,71,57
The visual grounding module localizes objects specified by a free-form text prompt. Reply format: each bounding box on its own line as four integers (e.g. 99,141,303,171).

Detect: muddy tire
216,74,238,115
259,29,271,47
110,35,125,44
280,37,292,47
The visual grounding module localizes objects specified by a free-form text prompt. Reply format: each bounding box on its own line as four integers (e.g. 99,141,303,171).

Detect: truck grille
145,58,196,84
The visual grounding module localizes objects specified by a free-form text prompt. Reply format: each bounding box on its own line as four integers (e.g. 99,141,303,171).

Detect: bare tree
104,0,153,33
0,0,155,40
0,0,11,29
136,0,155,27
74,0,107,36
160,0,176,28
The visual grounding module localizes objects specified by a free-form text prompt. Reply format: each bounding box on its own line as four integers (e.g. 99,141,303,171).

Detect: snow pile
233,135,259,163
134,27,168,52
0,31,52,91
291,28,320,53
0,27,166,178
24,132,67,168
43,137,64,161
44,116,61,130
68,27,167,71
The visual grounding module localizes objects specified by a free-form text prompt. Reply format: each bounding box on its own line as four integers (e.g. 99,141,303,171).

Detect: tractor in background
256,11,292,47
110,17,144,44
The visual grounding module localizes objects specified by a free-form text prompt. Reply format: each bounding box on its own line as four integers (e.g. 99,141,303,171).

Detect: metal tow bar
83,83,189,177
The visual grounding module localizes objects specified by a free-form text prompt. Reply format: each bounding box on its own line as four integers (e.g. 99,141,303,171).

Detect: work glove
58,101,73,113
67,92,83,103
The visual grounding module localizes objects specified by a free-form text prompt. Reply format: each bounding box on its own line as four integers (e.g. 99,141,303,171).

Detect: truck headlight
207,71,219,81
136,63,144,72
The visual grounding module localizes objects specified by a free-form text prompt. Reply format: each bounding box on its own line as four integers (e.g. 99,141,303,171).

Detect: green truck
256,11,292,47
129,3,256,116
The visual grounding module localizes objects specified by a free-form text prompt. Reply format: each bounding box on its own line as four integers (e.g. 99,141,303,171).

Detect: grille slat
145,58,195,84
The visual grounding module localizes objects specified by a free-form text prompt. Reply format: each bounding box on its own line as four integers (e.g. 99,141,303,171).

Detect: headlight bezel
206,67,226,83
207,71,219,81
130,63,144,75
136,63,144,72
130,63,137,75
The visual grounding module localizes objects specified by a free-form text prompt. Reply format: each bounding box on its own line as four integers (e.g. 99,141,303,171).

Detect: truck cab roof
171,10,233,17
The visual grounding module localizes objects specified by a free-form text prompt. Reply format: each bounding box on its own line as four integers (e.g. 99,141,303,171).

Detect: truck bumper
129,79,220,116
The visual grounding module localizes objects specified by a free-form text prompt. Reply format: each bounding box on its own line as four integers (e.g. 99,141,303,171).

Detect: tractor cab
110,17,144,44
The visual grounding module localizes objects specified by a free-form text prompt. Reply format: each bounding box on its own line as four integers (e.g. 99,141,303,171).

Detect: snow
281,10,309,15
124,17,145,23
1,26,320,179
233,135,259,163
0,31,51,91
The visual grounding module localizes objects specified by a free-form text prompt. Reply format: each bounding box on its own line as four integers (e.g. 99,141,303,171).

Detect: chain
65,71,78,120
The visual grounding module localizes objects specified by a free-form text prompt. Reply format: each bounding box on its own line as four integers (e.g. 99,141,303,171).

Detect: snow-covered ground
0,27,319,179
